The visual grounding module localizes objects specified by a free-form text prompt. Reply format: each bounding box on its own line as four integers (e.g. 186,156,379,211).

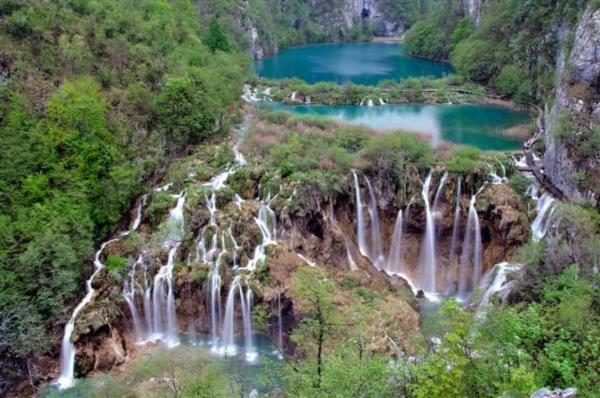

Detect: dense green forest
404,0,597,103
0,0,245,386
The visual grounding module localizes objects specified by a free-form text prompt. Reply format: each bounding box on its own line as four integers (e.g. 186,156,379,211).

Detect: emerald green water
255,42,454,85
268,102,531,150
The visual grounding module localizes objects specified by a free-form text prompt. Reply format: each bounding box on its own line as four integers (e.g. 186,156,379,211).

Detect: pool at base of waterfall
41,334,283,397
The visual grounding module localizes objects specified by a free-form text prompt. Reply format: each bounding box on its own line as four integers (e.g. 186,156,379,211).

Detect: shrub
451,39,497,82
447,146,481,175
105,255,127,274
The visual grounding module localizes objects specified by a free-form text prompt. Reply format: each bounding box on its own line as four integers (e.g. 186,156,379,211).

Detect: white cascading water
457,194,483,299
147,192,186,346
385,210,404,275
123,255,145,342
379,97,386,105
531,193,556,242
220,276,242,356
477,262,523,309
432,171,448,213
367,98,374,107
418,171,437,295
206,193,217,226
242,282,257,362
218,276,256,361
54,238,119,389
446,177,462,294
352,170,368,258
246,195,277,271
364,176,384,269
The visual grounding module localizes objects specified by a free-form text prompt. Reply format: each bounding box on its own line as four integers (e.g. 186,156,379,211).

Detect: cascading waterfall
220,276,241,356
446,177,462,294
146,193,186,346
123,255,145,342
367,98,374,107
418,171,437,294
531,193,557,242
242,283,257,362
218,276,256,361
432,171,448,212
352,170,368,258
364,176,384,269
246,196,277,271
206,193,217,226
54,238,119,390
457,194,483,299
385,210,404,275
477,262,523,309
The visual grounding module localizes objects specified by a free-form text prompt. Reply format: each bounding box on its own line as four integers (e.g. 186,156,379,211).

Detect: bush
447,146,481,175
105,256,127,274
451,39,497,82
509,173,531,196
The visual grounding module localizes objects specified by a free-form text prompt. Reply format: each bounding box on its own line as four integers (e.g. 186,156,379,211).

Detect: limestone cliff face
544,6,600,206
310,0,404,38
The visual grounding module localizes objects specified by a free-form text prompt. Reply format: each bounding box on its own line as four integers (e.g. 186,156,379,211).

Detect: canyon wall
544,5,600,206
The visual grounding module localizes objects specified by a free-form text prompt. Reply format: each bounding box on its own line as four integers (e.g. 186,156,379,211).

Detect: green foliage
361,132,433,179
451,39,496,82
105,255,127,275
0,0,245,385
509,173,532,197
447,146,481,175
206,18,231,53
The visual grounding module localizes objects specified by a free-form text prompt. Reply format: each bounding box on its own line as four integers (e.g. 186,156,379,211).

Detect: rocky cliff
544,5,600,206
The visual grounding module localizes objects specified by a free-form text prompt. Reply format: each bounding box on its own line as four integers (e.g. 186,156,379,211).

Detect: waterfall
352,171,368,258
54,238,119,390
131,194,147,231
290,91,297,101
432,171,448,212
220,276,241,356
209,252,224,346
206,193,217,227
385,210,404,275
242,283,257,362
123,255,145,342
147,193,186,345
379,97,385,105
418,171,437,294
531,193,556,242
246,197,277,271
446,177,462,294
477,262,523,309
364,176,384,269
367,98,374,107
457,194,483,299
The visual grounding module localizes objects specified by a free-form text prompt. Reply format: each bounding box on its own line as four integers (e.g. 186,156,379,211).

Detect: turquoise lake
254,42,454,85
268,102,531,150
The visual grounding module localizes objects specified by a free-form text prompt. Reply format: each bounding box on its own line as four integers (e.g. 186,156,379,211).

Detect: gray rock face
543,6,600,205
531,387,577,398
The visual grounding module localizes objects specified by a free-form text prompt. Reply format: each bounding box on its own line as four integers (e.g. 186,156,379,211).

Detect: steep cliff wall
544,5,600,206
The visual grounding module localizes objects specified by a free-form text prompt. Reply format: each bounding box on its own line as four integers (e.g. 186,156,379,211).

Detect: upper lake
254,42,454,85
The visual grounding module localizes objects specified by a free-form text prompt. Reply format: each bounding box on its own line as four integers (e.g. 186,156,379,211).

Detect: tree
288,267,339,391
207,18,230,52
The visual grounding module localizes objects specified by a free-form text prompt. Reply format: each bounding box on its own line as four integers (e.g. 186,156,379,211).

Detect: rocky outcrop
531,387,577,398
308,0,404,39
544,6,600,206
